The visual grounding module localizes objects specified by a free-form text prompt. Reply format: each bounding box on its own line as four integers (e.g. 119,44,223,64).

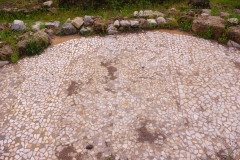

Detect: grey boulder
120,20,130,27
227,40,240,49
156,17,166,25
139,11,144,17
62,23,77,35
130,20,139,27
84,15,94,26
228,18,239,25
147,19,157,25
133,11,138,17
114,20,120,28
107,25,118,35
11,20,26,31
80,27,92,36
32,21,42,31
45,21,60,30
0,61,9,67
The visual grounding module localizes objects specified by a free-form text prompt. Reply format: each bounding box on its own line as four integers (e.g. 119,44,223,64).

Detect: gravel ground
0,31,240,160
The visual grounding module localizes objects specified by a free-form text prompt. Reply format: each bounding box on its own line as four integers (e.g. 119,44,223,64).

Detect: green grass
218,27,229,43
0,30,21,47
10,52,19,62
196,26,213,39
180,20,192,31
232,14,240,22
25,38,46,56
39,22,46,30
211,6,221,16
211,0,240,8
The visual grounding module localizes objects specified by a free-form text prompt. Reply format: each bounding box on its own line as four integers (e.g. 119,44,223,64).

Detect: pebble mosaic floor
1,32,240,160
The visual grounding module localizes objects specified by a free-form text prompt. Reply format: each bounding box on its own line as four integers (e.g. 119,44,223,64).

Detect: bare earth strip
0,32,240,160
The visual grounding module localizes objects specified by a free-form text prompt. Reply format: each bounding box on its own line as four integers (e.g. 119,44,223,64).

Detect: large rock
202,9,211,15
0,61,9,67
140,10,164,18
45,21,60,30
62,23,77,35
153,11,164,17
133,11,138,17
17,40,27,53
33,30,51,46
11,20,26,31
139,11,144,17
220,12,231,18
120,20,130,27
178,15,194,23
17,30,51,53
32,21,41,31
107,24,118,35
138,18,148,29
0,44,13,57
192,16,226,39
228,18,239,25
130,20,139,27
84,15,94,26
156,17,166,25
43,1,53,7
80,27,92,36
188,0,210,8
143,10,156,17
147,19,157,25
233,9,240,14
71,17,83,29
228,25,240,44
93,17,106,32
45,29,54,37
227,40,240,49
114,20,120,28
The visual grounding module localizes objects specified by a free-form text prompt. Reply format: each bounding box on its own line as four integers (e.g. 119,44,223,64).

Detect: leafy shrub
39,23,46,30
25,39,45,56
10,52,19,63
196,26,213,39
218,27,229,43
180,20,192,31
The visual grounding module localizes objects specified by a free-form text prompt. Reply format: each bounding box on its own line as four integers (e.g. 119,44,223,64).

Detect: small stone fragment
86,144,94,150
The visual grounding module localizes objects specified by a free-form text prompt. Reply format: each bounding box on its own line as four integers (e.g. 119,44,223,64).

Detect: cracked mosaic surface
1,32,240,160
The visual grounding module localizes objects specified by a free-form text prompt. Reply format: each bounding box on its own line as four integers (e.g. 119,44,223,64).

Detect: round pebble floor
1,31,240,160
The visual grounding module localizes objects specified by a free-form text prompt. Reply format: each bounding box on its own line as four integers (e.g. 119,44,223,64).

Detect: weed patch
25,39,45,56
180,20,192,31
218,27,229,43
196,26,213,39
10,52,19,63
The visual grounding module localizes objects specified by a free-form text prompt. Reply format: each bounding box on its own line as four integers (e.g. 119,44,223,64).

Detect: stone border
0,7,240,67
0,0,54,13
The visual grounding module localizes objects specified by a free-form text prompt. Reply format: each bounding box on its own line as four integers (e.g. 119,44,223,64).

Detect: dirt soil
0,0,43,9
